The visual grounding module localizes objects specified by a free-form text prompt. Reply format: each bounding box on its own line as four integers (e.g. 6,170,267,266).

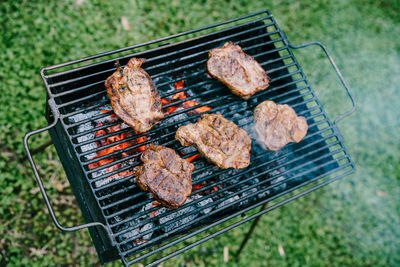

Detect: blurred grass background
0,0,399,266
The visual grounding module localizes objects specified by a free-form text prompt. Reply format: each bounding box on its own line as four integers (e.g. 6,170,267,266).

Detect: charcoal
216,193,240,209
271,176,286,193
239,187,258,207
159,199,198,233
192,194,213,214
68,110,98,124
193,168,213,180
140,222,154,240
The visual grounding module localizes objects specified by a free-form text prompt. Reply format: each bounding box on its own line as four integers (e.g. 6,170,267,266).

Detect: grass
1,0,399,266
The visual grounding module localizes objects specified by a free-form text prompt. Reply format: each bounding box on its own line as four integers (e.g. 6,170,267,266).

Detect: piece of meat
254,101,308,151
136,145,194,209
105,58,164,132
207,42,270,99
175,114,251,169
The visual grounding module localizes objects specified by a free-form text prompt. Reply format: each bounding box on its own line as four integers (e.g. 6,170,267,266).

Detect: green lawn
1,0,399,266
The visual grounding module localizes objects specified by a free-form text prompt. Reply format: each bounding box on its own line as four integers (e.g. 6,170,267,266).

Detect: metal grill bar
90,103,322,188
57,38,287,113
48,17,275,98
134,166,354,267
120,153,347,248
123,160,353,262
86,98,319,179
100,117,330,215
30,9,356,266
79,68,304,164
110,128,339,235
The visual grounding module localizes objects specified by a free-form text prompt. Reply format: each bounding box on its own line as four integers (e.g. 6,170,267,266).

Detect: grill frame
24,9,356,266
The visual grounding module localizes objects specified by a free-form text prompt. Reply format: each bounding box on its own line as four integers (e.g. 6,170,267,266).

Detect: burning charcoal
216,193,240,210
76,122,95,134
153,75,175,93
161,107,190,125
270,176,287,193
140,201,167,219
194,169,213,181
237,112,253,127
159,199,198,233
180,146,197,155
196,196,213,214
229,104,240,112
217,169,236,181
119,227,140,243
140,222,154,240
68,110,98,124
116,219,140,243
94,175,118,188
239,187,258,207
243,123,257,141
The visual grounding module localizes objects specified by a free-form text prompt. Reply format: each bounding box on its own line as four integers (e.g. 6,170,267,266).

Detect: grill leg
31,139,53,155
234,202,268,260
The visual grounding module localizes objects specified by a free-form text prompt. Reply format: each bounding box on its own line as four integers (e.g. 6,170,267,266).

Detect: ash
92,158,137,189
191,194,213,214
217,169,236,182
68,110,99,125
163,107,189,124
270,168,287,193
159,198,198,233
239,187,258,207
193,169,213,181
94,174,120,188
216,192,240,210
117,219,154,245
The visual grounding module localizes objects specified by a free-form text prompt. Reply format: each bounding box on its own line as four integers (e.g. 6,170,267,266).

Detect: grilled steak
175,114,251,169
207,42,270,99
105,58,164,132
254,101,308,151
136,145,194,209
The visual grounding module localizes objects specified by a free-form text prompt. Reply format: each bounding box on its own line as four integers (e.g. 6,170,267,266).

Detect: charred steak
136,145,194,209
175,114,251,169
105,58,164,132
207,42,270,99
254,101,308,151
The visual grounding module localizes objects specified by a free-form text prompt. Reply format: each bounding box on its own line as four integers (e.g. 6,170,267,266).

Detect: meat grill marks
254,100,308,151
207,42,270,99
136,145,194,209
105,58,164,133
175,114,251,169
34,10,356,266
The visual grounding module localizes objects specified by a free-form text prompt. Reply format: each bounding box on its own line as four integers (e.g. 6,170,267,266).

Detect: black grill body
31,10,355,266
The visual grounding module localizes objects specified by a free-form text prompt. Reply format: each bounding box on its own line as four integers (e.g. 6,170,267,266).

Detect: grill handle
23,116,116,246
288,41,356,126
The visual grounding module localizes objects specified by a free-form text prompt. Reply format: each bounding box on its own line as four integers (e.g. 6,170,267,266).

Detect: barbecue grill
24,10,356,266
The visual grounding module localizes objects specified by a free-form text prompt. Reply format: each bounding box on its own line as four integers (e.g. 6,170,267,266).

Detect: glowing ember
192,182,221,194
161,79,212,116
149,201,160,218
172,80,185,100
88,113,147,180
160,98,177,115
185,154,200,163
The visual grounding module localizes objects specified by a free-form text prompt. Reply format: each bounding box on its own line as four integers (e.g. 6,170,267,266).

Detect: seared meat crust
254,101,308,151
175,114,251,169
105,58,164,132
136,145,194,209
207,42,270,99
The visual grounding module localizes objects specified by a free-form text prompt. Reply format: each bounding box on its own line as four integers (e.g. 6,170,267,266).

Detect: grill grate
28,10,355,266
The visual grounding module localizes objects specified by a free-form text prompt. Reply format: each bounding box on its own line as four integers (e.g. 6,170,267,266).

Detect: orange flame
88,114,147,180
185,154,200,163
161,79,212,116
